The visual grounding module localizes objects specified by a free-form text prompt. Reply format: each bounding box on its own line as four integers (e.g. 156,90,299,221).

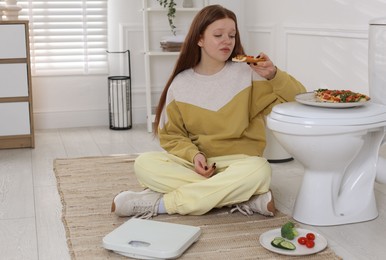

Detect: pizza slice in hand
232,54,266,63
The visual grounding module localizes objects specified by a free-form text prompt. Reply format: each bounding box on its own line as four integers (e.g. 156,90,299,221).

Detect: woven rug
53,155,342,260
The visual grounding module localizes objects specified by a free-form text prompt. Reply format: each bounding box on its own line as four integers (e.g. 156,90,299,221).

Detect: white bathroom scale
102,218,201,259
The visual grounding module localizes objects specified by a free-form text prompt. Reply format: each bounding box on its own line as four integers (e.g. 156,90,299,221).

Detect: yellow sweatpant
134,152,271,215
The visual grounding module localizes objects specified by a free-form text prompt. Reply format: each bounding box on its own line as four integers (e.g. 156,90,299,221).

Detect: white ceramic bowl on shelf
3,4,22,20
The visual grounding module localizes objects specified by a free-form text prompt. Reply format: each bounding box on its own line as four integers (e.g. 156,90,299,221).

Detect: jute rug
53,155,342,260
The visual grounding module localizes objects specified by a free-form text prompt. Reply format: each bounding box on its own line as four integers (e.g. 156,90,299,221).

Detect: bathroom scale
102,218,201,259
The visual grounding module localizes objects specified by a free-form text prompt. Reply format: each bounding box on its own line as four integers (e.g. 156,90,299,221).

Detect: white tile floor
1,125,386,259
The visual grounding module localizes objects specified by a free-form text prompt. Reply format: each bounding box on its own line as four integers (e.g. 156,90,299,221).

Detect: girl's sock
158,197,167,214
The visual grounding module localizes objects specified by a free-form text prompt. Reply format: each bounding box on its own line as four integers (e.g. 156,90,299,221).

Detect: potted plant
156,0,177,35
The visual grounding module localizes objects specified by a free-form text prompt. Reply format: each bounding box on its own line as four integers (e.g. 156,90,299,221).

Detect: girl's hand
193,153,216,178
249,52,277,80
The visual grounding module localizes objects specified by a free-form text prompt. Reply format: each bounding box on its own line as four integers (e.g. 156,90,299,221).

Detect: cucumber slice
278,240,296,250
271,237,285,248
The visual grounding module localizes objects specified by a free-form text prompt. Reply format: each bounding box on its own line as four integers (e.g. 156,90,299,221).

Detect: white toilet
266,17,386,226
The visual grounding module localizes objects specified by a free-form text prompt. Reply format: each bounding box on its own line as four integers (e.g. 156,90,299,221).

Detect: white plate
259,228,328,256
296,92,369,108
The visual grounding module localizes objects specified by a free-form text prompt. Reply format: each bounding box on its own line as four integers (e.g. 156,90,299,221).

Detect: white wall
33,0,386,129
32,75,108,129
244,0,386,94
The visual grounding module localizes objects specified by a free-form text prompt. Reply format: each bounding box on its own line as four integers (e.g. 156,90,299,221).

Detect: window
18,0,108,76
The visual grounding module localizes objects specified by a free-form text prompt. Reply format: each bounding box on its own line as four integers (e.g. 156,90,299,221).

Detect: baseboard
33,107,147,129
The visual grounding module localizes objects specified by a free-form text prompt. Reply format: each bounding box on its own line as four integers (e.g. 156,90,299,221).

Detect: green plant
156,0,177,35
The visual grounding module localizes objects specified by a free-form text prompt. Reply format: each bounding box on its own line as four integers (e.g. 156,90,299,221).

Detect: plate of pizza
296,89,371,108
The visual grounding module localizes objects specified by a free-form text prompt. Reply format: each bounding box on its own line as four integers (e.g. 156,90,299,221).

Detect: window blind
17,0,108,76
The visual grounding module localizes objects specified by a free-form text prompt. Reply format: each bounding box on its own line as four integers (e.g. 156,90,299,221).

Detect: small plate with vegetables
259,221,328,256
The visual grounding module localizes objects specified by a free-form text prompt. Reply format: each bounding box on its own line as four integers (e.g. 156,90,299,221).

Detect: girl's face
198,18,236,64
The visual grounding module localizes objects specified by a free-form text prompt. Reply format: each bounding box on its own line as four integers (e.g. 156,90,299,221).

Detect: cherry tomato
298,237,307,245
306,240,315,248
306,233,316,241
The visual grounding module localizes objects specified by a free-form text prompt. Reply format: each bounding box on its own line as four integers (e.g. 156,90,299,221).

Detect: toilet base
376,156,386,183
293,205,378,226
292,170,379,226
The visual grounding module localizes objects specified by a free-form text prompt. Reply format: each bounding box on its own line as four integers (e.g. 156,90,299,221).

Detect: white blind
17,0,108,76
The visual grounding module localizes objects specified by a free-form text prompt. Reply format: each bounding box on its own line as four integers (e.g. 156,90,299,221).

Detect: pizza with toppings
314,89,370,103
232,54,265,63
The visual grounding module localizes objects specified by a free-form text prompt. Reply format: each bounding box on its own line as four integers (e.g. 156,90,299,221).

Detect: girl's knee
250,156,272,178
249,156,270,169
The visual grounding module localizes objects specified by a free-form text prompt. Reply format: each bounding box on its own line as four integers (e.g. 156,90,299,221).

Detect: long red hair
154,5,245,134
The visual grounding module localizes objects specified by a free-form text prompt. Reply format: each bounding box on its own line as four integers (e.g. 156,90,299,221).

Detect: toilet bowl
267,101,386,226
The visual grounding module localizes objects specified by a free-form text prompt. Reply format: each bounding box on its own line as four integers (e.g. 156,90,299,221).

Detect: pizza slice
232,54,266,63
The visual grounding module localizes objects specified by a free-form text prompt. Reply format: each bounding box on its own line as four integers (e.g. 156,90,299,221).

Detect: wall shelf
145,7,203,12
146,51,181,56
142,0,208,132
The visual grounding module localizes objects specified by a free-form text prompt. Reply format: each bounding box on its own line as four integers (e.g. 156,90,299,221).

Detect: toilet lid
270,101,386,126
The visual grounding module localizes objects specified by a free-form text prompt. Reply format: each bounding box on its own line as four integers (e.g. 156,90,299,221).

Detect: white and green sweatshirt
158,62,306,162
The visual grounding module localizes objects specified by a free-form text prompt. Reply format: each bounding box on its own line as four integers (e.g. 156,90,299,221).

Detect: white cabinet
0,103,31,136
142,0,208,132
0,64,29,97
0,22,27,58
0,21,34,149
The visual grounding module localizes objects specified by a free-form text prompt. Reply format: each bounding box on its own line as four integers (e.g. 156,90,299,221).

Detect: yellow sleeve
251,68,306,118
158,100,200,163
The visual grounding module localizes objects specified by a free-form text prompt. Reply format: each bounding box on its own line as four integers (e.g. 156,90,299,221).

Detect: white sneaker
230,190,276,217
111,189,162,219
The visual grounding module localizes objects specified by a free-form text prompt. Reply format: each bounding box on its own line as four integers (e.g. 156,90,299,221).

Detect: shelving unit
0,20,34,149
142,0,208,132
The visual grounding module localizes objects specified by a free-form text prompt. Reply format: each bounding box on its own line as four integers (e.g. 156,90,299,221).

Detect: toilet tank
369,17,386,105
